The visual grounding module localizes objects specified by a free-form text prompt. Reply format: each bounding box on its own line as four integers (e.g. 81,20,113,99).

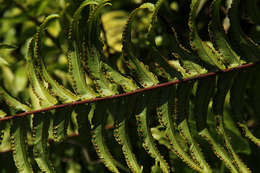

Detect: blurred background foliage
0,0,260,172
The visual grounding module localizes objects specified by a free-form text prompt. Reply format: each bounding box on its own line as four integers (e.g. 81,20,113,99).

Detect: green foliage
0,0,260,172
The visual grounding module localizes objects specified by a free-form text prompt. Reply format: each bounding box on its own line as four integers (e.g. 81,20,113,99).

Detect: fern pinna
0,0,260,172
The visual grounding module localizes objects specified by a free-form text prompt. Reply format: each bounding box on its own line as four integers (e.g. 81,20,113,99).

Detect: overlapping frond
0,0,259,172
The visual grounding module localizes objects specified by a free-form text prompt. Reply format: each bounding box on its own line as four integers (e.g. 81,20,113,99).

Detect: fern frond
109,96,143,173
189,0,226,70
213,72,251,173
136,91,171,173
122,3,159,87
0,0,259,172
209,0,241,67
157,85,205,173
228,0,260,62
89,102,129,173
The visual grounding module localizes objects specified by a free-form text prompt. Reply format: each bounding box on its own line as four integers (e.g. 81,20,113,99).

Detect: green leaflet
175,82,193,125
0,122,5,146
89,102,129,173
0,57,8,66
157,3,207,77
229,0,260,62
168,27,207,77
26,35,68,169
151,163,163,173
0,86,31,112
67,0,99,99
194,76,240,173
178,119,211,173
109,96,143,173
156,85,205,173
213,73,236,115
32,113,55,173
0,109,6,117
52,108,71,142
213,72,251,173
85,46,118,96
76,104,91,139
34,14,60,64
189,0,226,70
0,108,6,144
122,3,159,87
92,4,134,91
176,83,211,173
82,1,120,96
151,47,183,80
0,88,33,173
75,103,105,170
199,128,239,173
136,92,171,173
0,88,30,163
26,38,58,108
216,115,251,173
238,123,260,148
27,38,57,172
122,2,154,53
248,65,260,120
86,0,111,43
40,58,79,102
230,68,260,150
75,103,92,148
101,62,138,92
27,85,56,172
0,48,14,82
67,41,97,99
0,43,17,49
10,118,33,173
147,0,184,80
149,0,164,29
91,124,119,173
235,68,260,147
194,76,216,131
33,14,79,103
209,0,241,68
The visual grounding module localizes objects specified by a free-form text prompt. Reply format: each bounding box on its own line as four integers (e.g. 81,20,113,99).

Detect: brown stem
0,61,259,122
